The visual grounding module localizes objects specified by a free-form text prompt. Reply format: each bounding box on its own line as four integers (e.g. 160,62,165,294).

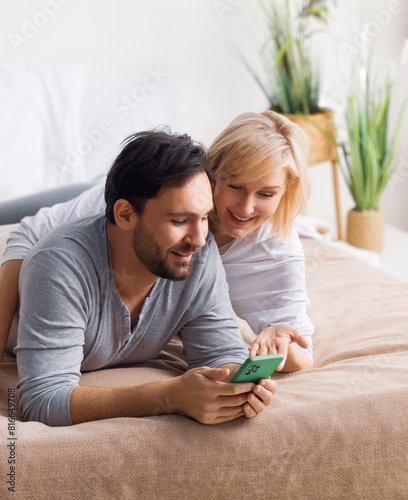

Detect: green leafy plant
339,66,406,210
246,0,333,114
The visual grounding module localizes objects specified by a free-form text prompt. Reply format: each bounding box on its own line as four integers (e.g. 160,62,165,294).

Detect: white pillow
0,64,86,201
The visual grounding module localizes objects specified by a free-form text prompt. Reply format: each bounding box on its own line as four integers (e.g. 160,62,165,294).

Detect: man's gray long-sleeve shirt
11,214,248,426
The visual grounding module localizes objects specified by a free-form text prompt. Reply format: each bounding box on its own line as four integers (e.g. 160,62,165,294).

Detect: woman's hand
249,324,309,371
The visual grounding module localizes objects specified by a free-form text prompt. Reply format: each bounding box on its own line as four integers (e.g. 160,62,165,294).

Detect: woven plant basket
282,109,337,165
346,208,385,253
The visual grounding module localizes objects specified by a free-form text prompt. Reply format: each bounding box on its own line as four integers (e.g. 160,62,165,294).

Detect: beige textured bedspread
1,235,407,500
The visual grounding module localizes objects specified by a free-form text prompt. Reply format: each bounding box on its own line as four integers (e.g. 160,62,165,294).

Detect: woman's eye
259,193,274,198
171,220,186,225
229,184,242,190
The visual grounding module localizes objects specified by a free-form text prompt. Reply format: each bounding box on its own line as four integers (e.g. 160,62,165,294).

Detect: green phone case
229,354,284,383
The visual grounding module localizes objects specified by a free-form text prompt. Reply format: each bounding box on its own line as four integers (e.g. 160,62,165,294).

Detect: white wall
0,0,407,232
0,0,266,141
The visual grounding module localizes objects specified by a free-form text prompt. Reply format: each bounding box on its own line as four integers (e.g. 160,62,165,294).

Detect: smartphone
229,354,284,383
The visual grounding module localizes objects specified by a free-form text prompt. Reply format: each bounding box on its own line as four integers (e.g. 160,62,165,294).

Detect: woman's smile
228,209,256,225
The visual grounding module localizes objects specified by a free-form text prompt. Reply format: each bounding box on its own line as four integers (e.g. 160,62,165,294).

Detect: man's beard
132,219,198,281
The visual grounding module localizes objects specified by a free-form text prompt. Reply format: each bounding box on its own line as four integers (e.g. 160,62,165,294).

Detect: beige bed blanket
1,232,407,500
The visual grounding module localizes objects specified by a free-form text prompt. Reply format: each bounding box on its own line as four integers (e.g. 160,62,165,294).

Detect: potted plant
240,0,344,237
253,0,331,113
259,0,336,154
339,65,405,252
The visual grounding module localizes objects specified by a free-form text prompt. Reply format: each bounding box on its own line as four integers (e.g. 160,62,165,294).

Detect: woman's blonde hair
209,110,311,240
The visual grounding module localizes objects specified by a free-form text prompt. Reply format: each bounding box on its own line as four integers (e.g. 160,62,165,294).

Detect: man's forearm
70,379,177,424
69,364,254,426
70,364,242,423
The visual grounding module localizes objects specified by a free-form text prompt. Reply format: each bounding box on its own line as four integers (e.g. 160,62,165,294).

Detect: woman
0,110,313,372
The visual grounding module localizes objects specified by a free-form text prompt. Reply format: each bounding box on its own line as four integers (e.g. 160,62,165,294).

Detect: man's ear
113,199,138,230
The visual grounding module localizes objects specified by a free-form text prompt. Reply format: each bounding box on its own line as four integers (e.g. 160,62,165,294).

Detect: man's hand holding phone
168,359,278,424
229,354,282,419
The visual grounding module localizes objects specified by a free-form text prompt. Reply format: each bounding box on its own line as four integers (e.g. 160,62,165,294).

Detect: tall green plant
340,67,405,211
251,0,332,114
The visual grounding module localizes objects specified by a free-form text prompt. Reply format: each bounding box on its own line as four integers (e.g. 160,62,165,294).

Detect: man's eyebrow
166,211,195,217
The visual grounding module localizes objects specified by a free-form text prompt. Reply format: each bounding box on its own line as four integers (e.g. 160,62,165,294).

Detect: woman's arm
0,260,22,362
0,182,98,225
1,183,106,265
221,228,314,371
282,344,312,372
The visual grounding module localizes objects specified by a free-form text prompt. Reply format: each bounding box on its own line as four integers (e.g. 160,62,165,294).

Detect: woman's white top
2,183,313,360
218,222,313,360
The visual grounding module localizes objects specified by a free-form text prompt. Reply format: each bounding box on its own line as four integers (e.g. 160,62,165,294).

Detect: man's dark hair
105,129,211,224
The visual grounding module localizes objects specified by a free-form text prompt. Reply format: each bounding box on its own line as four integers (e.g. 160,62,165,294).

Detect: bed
1,222,407,500
1,64,408,500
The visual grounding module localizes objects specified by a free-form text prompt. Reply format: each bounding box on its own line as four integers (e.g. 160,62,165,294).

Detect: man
11,130,276,426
